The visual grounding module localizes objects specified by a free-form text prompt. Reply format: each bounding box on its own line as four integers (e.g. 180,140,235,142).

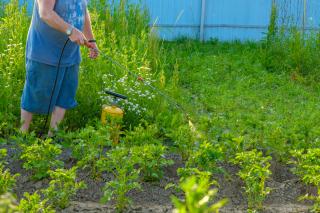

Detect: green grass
163,40,320,160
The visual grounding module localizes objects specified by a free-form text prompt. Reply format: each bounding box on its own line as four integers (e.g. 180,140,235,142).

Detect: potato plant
132,144,174,181
0,164,19,196
171,176,228,213
166,168,214,193
20,139,63,180
0,148,6,163
177,168,212,183
290,148,320,212
97,146,141,211
186,141,224,174
123,123,161,146
168,124,196,161
0,193,19,213
67,124,112,177
42,167,86,210
0,149,19,195
231,150,272,212
19,192,55,213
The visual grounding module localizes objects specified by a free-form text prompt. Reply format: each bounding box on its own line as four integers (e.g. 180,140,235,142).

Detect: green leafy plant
177,168,212,183
171,176,228,213
42,167,86,210
231,150,272,212
0,193,19,213
18,191,55,213
20,138,63,180
166,167,213,192
290,148,320,212
0,112,16,138
0,148,7,162
168,124,196,161
0,164,19,196
97,146,141,211
132,144,174,181
0,149,19,195
186,141,224,174
68,124,112,177
123,123,161,146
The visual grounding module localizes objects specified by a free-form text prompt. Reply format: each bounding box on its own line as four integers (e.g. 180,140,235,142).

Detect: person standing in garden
20,0,99,135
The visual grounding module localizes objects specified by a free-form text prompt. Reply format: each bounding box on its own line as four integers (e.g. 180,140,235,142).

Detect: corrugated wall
5,0,319,41
204,0,272,41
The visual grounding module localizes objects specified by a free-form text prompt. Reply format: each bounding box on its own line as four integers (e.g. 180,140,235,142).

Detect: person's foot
20,126,29,134
48,126,62,138
47,129,56,138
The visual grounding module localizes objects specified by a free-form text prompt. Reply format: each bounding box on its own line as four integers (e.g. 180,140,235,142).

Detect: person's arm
83,8,99,59
83,9,94,41
37,0,88,46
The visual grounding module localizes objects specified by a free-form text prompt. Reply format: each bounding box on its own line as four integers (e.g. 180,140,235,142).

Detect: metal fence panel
275,0,304,27
140,0,202,40
306,0,320,29
205,0,272,41
3,0,319,41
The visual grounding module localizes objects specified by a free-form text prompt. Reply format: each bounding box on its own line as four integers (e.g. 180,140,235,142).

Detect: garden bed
1,143,312,213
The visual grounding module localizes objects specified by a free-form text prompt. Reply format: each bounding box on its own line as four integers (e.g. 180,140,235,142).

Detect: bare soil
1,143,313,213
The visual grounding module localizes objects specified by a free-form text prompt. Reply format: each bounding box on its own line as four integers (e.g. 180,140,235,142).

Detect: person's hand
69,28,87,46
85,41,99,59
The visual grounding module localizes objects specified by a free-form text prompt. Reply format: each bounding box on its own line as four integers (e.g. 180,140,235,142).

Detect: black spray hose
39,38,70,137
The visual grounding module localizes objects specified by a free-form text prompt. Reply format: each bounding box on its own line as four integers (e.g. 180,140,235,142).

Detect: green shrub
171,176,228,213
231,150,271,212
42,167,86,210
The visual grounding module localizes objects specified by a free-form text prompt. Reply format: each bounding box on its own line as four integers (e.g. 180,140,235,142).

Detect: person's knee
53,106,67,114
21,108,33,121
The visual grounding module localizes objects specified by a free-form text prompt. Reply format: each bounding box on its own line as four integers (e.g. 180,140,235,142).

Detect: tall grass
0,0,29,135
262,3,320,80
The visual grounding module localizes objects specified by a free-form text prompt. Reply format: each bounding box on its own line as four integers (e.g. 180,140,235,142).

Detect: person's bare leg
20,109,33,133
48,106,66,137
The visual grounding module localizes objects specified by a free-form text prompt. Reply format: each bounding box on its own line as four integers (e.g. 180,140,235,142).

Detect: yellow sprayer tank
101,105,124,125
